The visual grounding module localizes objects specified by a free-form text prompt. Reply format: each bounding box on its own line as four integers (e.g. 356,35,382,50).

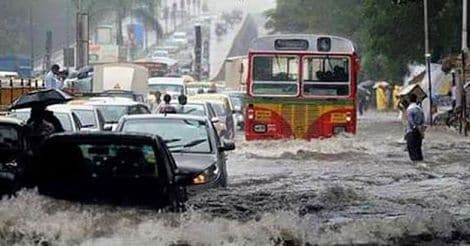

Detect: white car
8,105,82,132
85,97,151,131
151,50,170,60
65,104,106,131
148,77,187,100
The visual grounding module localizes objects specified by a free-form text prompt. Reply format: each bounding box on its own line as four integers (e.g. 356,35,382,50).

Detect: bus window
303,57,350,96
252,56,299,96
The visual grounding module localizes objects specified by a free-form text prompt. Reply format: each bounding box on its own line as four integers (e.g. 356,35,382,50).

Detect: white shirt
45,71,62,89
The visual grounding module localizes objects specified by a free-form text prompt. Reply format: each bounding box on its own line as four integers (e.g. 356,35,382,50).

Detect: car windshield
121,118,212,153
172,104,206,116
149,84,184,94
94,105,128,123
72,109,97,128
0,125,19,149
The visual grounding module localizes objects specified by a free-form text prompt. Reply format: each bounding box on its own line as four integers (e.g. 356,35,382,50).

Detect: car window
54,113,74,131
72,109,97,128
210,102,226,117
94,105,128,123
129,106,140,115
139,105,151,114
206,103,217,119
8,111,30,122
0,125,19,149
121,118,212,153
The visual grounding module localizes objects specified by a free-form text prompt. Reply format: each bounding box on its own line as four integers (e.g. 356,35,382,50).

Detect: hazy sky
206,0,276,14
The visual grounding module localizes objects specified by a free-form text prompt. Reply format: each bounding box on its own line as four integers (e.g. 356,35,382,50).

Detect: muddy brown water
1,112,470,245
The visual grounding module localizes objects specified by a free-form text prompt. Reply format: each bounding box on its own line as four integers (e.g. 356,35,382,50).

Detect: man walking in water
406,94,425,162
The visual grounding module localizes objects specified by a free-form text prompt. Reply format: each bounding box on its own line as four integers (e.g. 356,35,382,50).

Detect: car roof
47,131,161,143
121,113,208,122
0,116,24,126
65,105,97,111
148,77,185,85
11,104,74,114
86,97,141,106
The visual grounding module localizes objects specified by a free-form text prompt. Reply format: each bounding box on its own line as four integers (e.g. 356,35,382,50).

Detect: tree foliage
266,0,464,82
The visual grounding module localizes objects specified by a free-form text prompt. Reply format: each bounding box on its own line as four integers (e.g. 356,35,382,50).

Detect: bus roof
249,34,355,53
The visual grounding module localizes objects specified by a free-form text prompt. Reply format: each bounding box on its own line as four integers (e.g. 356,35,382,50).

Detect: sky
206,0,276,14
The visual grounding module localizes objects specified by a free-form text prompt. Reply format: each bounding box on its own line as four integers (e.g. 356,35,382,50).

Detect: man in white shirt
44,64,62,89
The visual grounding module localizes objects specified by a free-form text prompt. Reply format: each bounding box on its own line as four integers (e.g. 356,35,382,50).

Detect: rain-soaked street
1,112,470,245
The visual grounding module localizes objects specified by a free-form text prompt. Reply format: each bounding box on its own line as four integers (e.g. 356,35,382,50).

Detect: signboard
89,44,120,64
127,24,145,49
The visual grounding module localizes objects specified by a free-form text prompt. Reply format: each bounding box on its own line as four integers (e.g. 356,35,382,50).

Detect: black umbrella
9,89,72,110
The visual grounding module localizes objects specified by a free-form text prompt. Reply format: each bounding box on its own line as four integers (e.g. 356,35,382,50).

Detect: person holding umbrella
9,88,72,152
45,64,63,90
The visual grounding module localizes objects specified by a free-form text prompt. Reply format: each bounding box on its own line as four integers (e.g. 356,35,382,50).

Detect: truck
92,63,149,102
223,56,247,91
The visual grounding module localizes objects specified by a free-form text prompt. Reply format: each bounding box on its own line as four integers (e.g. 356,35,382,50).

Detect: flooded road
1,112,470,245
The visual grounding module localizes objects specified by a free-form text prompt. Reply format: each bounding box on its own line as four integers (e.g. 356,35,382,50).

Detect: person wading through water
405,94,426,162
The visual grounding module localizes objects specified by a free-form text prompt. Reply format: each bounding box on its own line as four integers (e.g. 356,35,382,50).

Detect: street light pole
462,0,468,135
424,0,433,125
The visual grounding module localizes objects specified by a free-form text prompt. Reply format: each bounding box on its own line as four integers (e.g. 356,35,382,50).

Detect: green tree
265,0,464,82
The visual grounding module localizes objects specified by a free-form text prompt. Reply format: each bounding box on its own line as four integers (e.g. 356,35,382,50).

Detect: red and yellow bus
245,35,359,140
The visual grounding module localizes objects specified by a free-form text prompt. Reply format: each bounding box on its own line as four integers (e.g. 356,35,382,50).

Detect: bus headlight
346,116,352,122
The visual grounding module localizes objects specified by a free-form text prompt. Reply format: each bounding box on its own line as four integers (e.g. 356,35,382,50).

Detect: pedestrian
25,106,55,154
44,64,63,89
44,110,65,133
405,94,425,162
158,94,177,114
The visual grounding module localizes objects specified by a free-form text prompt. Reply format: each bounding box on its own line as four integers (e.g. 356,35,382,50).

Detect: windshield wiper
168,138,208,152
164,138,182,144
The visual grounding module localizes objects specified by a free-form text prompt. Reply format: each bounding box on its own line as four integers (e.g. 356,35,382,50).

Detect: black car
116,114,235,188
0,131,206,210
0,117,31,196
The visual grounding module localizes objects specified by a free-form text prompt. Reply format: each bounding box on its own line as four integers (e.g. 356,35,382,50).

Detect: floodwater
1,112,470,245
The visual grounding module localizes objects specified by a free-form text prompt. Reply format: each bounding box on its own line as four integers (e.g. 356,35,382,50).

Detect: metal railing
0,78,45,111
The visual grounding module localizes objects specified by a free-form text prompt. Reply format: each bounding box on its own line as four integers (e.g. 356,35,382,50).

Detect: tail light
247,104,255,120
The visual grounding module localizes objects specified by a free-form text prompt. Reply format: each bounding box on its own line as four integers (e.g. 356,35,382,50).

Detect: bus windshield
252,56,299,96
303,56,350,96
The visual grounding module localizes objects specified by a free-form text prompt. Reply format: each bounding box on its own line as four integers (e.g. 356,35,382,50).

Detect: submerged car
189,94,236,140
116,114,235,188
0,117,31,196
1,132,206,210
66,104,106,131
85,97,151,131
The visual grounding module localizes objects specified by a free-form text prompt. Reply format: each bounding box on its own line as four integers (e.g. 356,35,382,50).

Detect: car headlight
192,164,218,185
236,114,244,122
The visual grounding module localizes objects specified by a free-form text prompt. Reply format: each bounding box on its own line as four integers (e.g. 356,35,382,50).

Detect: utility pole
424,0,433,125
76,0,89,69
29,3,34,73
462,0,468,135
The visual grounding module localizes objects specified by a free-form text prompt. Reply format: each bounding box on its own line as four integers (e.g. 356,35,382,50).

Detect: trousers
406,130,423,161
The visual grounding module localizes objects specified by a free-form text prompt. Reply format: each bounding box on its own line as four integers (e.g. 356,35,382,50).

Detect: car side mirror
219,140,235,152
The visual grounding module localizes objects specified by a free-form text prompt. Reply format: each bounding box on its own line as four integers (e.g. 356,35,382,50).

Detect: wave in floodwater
1,190,470,246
